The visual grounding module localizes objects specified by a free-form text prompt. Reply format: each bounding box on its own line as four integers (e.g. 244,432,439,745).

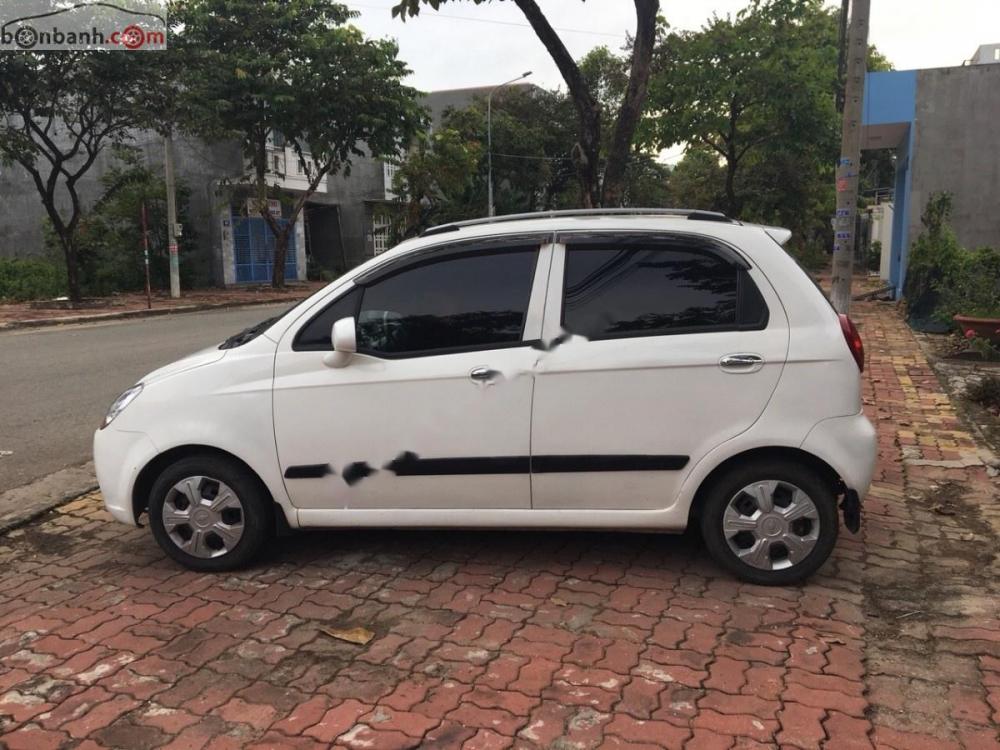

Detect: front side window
562,241,766,339
294,287,361,351
356,248,538,356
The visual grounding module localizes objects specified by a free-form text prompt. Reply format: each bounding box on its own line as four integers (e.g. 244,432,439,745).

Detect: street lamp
487,70,532,217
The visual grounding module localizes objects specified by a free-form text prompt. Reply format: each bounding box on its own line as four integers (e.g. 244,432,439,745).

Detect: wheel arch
132,444,292,532
686,446,843,525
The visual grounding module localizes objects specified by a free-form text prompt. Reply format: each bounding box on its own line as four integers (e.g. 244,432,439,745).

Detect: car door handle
470,366,499,381
719,353,764,373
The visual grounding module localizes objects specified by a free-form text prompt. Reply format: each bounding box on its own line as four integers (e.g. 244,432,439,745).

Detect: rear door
530,232,788,510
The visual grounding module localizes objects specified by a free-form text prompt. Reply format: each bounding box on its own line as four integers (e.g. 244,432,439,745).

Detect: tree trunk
513,0,604,207
272,228,289,288
574,105,602,208
601,0,659,206
724,157,741,218
37,193,82,303
59,231,82,303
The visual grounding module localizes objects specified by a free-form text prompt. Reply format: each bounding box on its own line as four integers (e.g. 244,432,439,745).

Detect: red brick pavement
0,300,997,749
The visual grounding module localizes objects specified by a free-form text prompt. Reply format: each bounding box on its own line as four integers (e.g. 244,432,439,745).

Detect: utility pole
487,71,532,217
140,200,152,310
164,133,180,299
830,0,870,313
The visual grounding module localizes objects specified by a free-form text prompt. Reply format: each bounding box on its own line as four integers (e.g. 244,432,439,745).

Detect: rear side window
356,248,538,356
562,242,767,339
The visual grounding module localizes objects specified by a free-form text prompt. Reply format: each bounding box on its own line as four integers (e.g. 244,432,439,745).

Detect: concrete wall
910,65,1000,254
0,126,387,283
0,130,242,287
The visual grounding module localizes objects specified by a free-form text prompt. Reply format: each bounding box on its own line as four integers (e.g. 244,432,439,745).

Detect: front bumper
93,427,158,526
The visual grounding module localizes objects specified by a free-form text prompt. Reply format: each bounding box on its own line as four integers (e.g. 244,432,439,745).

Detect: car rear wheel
148,455,272,572
699,460,839,585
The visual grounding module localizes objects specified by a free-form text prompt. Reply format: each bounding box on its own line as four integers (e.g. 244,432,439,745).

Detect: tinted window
294,287,361,351
356,248,537,356
563,245,744,339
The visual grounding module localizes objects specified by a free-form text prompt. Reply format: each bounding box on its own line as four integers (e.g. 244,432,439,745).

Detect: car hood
141,346,226,385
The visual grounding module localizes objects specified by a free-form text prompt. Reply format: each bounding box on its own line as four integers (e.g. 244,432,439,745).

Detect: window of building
383,162,399,200
372,214,390,256
355,248,538,356
562,242,766,339
271,151,285,175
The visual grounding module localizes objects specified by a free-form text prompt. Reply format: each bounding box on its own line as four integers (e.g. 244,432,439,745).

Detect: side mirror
323,316,356,368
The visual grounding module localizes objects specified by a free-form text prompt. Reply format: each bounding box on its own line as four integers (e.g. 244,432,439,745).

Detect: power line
348,2,628,39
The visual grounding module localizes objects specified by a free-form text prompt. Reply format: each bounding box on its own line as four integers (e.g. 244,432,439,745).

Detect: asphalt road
0,304,290,494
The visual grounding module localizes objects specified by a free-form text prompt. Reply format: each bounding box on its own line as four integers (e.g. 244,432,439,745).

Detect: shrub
43,147,198,297
787,241,828,272
904,192,963,326
966,375,1000,411
938,246,1000,320
0,257,66,302
868,240,882,272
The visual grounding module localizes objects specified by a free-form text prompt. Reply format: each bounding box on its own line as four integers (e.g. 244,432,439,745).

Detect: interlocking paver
1,300,998,748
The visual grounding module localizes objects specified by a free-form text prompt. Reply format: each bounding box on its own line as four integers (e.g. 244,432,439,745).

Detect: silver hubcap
723,480,820,571
162,476,244,559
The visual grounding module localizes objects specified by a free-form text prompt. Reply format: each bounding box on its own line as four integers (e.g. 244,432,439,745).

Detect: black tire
148,454,273,572
699,460,839,586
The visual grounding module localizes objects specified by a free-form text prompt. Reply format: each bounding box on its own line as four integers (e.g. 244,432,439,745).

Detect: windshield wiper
219,314,283,349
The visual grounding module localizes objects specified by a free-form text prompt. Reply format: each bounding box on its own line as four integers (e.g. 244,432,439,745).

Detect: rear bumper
800,410,877,503
93,428,158,526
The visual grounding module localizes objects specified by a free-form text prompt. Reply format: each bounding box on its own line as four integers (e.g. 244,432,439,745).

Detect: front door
272,241,547,510
530,234,788,510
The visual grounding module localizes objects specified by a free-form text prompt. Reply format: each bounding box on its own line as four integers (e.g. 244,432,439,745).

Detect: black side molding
532,455,689,473
385,452,530,476
383,452,689,476
284,464,334,479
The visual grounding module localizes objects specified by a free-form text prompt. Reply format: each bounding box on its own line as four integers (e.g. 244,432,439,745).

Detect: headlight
101,384,143,429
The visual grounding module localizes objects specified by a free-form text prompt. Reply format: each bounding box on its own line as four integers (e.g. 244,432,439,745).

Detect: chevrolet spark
94,209,876,585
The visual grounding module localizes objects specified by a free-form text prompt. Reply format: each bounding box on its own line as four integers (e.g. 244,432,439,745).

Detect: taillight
839,313,864,372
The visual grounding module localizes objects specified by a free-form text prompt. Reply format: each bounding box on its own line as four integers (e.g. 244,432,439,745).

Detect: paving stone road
0,300,997,750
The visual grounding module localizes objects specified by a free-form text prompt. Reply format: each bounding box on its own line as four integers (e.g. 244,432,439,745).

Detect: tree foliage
647,0,840,219
173,0,425,286
647,0,893,266
51,147,199,296
0,52,170,301
392,0,660,207
391,83,671,237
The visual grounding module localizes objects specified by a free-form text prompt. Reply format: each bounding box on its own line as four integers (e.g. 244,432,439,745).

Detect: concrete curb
0,462,99,535
0,295,307,332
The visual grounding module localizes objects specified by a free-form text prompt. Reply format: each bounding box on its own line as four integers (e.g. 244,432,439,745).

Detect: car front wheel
699,460,839,585
148,455,272,572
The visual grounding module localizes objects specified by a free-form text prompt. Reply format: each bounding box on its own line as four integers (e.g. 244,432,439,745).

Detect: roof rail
420,208,736,237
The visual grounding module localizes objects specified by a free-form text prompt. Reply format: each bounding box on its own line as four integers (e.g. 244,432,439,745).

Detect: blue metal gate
232,213,297,283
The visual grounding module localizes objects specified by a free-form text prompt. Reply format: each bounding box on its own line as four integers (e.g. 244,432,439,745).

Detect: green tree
61,147,199,296
392,128,482,237
647,0,840,219
0,52,170,301
392,0,660,208
441,86,578,215
173,0,424,287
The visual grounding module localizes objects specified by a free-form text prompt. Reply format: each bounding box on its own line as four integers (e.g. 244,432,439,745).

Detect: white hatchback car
95,209,876,585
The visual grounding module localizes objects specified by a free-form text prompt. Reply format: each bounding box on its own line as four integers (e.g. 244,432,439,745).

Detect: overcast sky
347,0,997,92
